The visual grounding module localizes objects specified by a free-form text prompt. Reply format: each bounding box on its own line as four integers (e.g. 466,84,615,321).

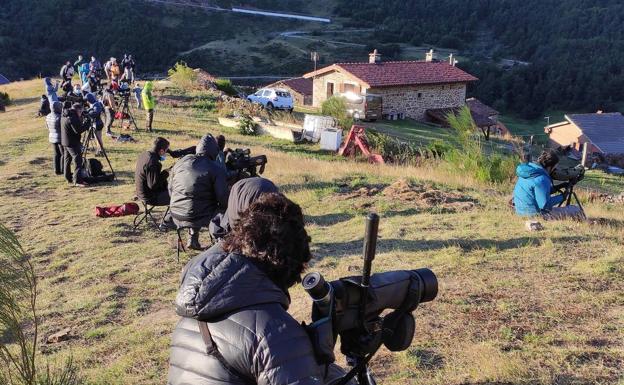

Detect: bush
0,224,82,385
215,78,238,97
193,94,217,112
238,114,258,136
366,130,445,165
168,62,197,90
0,91,10,111
321,96,353,130
444,106,518,183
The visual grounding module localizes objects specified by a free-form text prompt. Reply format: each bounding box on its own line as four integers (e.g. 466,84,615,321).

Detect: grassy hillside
1,80,623,385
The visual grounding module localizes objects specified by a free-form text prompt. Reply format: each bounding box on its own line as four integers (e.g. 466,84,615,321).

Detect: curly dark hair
222,193,311,289
537,149,559,169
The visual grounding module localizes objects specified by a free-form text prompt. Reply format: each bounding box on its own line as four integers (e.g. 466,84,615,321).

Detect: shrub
444,106,518,183
193,94,217,112
216,98,267,119
0,224,82,385
168,61,197,90
238,114,258,135
215,78,238,97
0,91,10,111
367,130,424,165
321,96,353,130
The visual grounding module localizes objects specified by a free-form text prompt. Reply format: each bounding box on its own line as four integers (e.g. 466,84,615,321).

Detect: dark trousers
105,107,115,132
63,145,84,184
147,189,170,207
146,109,154,131
52,143,63,175
148,189,173,225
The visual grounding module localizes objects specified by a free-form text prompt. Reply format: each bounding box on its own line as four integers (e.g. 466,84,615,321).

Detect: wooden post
581,142,588,168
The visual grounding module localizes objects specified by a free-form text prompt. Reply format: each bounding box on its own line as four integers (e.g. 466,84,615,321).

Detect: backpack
38,95,50,116
95,202,140,218
86,158,104,177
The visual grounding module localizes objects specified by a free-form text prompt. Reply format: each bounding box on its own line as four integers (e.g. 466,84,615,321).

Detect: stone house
303,50,478,120
546,112,624,155
266,77,313,106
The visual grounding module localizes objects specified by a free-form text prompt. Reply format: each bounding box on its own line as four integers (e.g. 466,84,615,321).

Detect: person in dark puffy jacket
209,177,278,240
61,103,90,186
168,193,346,385
169,134,229,249
46,101,63,175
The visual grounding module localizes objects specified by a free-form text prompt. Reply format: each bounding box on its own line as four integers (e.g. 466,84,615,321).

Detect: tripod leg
93,130,116,179
572,191,587,220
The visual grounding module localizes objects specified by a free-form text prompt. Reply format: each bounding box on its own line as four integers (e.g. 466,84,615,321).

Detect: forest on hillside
335,0,624,118
2,0,624,118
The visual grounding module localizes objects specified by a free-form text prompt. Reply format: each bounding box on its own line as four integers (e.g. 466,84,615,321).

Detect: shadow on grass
313,235,594,258
306,212,355,227
589,217,624,228
11,96,40,106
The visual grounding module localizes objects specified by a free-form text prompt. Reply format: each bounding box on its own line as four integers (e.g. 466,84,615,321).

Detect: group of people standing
42,53,158,186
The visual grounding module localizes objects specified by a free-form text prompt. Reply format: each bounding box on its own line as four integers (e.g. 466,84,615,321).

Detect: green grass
1,79,624,385
500,111,567,143
582,170,624,195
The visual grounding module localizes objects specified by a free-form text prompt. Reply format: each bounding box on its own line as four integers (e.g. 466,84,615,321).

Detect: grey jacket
169,134,229,228
168,246,330,385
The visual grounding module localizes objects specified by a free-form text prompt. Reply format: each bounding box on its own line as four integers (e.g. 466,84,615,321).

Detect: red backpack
95,203,140,218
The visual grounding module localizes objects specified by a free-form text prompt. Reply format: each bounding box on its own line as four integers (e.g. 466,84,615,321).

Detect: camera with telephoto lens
302,214,438,385
225,148,268,182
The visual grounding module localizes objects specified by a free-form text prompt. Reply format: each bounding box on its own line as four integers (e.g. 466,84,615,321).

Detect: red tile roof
304,61,477,87
269,77,313,96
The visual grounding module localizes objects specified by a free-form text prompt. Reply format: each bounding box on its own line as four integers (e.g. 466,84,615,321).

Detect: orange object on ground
339,125,385,164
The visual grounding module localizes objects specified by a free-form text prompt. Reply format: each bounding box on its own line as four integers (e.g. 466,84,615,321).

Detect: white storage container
320,129,342,152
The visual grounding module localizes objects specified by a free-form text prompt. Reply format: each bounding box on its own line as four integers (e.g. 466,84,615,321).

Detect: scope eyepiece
303,272,330,300
413,268,438,303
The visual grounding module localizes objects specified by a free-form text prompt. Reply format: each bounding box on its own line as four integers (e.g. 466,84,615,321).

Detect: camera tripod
82,124,116,180
554,182,586,220
118,95,138,131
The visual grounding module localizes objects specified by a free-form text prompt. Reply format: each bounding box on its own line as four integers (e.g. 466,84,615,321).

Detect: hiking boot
186,232,202,250
106,130,114,137
158,222,175,232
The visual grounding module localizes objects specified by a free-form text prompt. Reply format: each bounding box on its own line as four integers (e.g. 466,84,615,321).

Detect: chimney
425,49,434,62
448,53,453,65
369,49,381,64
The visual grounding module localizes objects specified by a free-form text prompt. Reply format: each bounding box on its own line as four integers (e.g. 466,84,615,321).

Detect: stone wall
311,70,467,120
368,83,466,120
311,71,363,108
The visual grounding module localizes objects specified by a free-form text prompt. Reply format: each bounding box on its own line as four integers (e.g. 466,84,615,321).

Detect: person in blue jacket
44,77,59,103
85,93,105,156
513,149,581,219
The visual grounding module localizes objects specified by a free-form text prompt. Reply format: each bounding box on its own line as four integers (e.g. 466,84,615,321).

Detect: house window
417,92,423,99
343,83,359,93
326,82,334,99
